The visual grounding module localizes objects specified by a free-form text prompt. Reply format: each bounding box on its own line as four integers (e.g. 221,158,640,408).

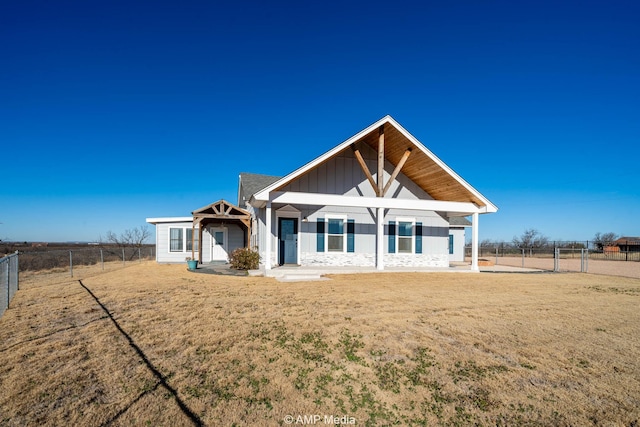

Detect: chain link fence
466,242,640,278
17,246,156,276
0,246,156,318
1,252,19,318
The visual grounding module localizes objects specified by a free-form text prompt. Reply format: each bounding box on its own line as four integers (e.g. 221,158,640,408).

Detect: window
319,215,351,253
186,228,199,252
327,218,344,252
389,218,422,254
449,235,454,254
170,228,183,252
169,227,199,252
398,221,413,253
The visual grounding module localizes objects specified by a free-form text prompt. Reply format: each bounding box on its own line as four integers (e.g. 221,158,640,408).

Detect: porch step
277,273,328,282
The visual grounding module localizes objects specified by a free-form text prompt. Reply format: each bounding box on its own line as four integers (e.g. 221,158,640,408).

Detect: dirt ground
482,256,640,279
1,262,639,426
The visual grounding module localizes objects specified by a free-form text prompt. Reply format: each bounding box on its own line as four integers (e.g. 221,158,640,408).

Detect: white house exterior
244,116,496,271
448,217,472,263
147,201,248,263
147,116,497,271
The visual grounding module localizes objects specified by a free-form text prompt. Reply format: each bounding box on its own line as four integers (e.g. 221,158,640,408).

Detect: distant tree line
473,228,619,250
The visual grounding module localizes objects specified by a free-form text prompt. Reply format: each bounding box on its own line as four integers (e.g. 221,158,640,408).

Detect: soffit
355,122,487,206
260,116,496,213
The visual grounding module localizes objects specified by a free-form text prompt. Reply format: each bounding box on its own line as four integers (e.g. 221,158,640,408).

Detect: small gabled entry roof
191,200,252,264
192,199,251,220
252,115,497,214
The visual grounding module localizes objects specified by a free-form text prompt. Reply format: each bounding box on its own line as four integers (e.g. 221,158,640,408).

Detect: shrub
229,247,260,270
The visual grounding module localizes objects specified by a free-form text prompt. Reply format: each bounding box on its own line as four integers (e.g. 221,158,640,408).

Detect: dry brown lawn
1,263,639,426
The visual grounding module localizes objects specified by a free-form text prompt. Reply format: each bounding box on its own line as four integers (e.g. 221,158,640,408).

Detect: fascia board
386,116,498,213
269,191,483,214
145,217,193,224
253,116,392,201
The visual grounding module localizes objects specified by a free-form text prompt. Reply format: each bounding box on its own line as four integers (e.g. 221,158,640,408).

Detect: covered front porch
190,200,251,264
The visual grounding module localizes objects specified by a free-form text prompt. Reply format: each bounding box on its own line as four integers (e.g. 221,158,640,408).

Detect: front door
278,218,298,265
210,228,227,261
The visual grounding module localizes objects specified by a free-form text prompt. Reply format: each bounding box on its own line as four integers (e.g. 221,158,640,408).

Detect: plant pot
187,260,198,270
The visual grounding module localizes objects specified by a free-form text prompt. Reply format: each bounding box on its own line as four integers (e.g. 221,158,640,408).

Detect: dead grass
1,264,639,426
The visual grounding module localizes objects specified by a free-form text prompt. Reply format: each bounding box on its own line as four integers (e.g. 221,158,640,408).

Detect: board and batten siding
254,145,453,267
219,224,245,257
448,228,467,262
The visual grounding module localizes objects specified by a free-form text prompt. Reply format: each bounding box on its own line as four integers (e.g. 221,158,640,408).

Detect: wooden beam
198,224,204,264
192,213,251,220
381,148,412,196
270,191,486,213
191,222,195,261
377,125,384,197
242,218,251,248
351,144,379,196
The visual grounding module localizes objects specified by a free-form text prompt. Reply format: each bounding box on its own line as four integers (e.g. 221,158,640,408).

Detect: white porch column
376,207,384,270
265,201,272,270
471,212,479,271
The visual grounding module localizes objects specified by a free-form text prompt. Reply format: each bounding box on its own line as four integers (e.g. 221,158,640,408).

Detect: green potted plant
186,257,198,270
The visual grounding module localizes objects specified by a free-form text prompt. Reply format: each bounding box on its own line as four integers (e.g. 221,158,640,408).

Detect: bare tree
101,226,151,249
512,228,549,248
480,239,496,248
593,232,618,250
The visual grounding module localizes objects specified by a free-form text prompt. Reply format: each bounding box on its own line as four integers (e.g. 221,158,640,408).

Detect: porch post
191,220,195,262
197,222,203,264
376,207,384,270
471,212,479,271
265,201,272,270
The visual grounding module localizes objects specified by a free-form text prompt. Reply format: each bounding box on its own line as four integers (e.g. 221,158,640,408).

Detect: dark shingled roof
448,216,472,227
238,173,281,206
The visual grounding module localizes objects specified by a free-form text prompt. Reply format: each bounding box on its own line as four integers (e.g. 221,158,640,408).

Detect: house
147,115,497,271
612,237,640,252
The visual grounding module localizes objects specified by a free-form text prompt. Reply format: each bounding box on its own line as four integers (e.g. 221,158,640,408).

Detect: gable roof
613,237,640,245
238,172,281,207
252,116,497,213
192,199,250,218
448,216,472,227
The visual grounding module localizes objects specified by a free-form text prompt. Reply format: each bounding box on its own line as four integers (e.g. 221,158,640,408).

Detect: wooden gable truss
191,200,251,263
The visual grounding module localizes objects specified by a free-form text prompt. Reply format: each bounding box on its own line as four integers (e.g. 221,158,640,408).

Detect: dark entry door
278,218,298,265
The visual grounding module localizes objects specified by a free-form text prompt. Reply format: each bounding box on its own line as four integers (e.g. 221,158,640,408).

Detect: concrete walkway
187,261,249,276
249,263,545,282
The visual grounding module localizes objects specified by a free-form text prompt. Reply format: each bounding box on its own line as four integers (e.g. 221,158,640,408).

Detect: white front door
210,228,228,261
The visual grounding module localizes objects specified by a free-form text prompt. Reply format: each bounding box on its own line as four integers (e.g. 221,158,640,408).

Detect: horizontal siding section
155,221,199,263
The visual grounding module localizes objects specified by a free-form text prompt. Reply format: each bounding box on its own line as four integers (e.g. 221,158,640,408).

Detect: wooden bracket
351,143,379,196
382,148,412,196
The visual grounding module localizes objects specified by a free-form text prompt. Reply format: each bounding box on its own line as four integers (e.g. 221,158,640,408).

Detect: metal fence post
69,251,73,278
100,249,104,270
585,248,589,273
495,247,498,265
138,247,141,263
5,258,9,312
122,248,125,266
15,251,19,292
521,248,525,268
580,248,584,272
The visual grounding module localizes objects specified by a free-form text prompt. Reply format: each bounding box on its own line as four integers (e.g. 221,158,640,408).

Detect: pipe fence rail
17,246,156,276
1,252,19,318
465,242,640,278
0,246,156,318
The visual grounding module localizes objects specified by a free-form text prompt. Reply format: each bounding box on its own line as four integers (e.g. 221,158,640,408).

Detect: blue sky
1,0,638,243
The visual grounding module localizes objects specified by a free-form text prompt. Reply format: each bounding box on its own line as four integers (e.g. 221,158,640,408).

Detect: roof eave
253,115,393,201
